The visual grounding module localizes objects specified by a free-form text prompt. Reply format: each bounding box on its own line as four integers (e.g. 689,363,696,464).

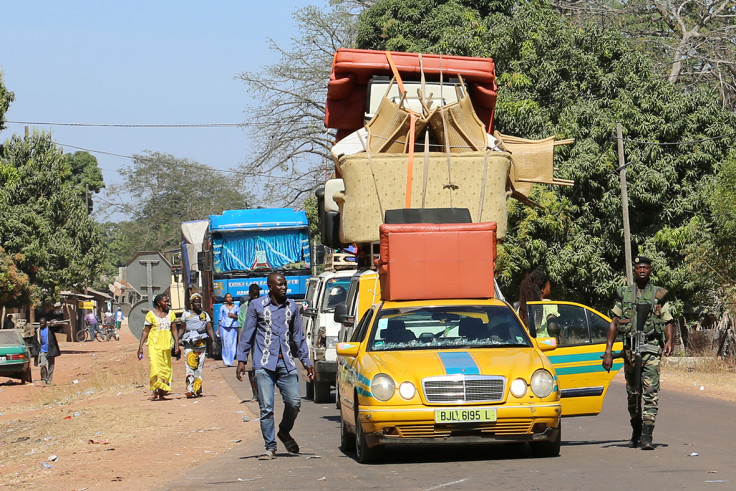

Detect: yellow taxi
336,298,563,463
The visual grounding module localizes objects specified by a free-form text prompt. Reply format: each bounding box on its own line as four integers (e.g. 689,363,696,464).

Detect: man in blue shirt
37,317,61,386
236,272,314,460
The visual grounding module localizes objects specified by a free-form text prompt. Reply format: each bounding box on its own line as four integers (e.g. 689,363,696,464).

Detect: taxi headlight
398,381,416,400
510,378,528,398
530,370,555,398
371,374,396,401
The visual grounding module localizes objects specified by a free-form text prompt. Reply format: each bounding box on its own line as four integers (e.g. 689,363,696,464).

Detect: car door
527,301,624,417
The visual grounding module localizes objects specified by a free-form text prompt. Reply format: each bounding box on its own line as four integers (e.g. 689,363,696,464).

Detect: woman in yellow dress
137,293,180,400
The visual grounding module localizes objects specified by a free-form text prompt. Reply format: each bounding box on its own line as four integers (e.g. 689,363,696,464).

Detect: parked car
336,298,562,463
0,329,32,383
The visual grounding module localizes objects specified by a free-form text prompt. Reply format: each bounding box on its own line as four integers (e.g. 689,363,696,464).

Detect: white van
301,269,356,402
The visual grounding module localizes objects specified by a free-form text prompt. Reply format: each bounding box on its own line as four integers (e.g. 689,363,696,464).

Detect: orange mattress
376,222,497,301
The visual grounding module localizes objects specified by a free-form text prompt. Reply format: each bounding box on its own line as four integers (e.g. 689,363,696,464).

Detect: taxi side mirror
536,336,557,352
336,342,360,358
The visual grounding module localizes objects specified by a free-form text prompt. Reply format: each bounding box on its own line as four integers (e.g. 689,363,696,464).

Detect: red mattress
325,48,497,141
376,222,497,301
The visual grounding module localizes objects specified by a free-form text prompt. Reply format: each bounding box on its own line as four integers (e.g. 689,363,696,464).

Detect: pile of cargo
318,48,574,249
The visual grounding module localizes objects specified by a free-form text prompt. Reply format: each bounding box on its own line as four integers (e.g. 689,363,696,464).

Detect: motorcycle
102,317,118,341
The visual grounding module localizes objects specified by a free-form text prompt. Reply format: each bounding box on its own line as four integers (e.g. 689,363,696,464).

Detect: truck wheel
531,422,561,458
305,380,314,400
313,381,331,403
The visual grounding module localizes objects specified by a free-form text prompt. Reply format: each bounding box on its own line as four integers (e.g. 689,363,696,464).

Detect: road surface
161,369,735,490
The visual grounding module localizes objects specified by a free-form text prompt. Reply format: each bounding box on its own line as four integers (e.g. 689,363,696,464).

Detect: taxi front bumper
358,403,561,448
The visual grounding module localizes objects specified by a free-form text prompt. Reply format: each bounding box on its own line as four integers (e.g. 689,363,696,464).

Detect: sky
0,0,319,218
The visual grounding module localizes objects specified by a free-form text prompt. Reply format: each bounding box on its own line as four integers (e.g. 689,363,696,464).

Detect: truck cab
302,268,356,402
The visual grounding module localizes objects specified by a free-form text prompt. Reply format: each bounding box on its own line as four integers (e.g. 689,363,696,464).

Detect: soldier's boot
640,424,654,450
628,418,642,448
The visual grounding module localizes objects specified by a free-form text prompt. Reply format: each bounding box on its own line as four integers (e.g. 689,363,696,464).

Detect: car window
368,305,531,351
0,330,22,344
350,308,374,343
530,303,592,346
321,277,351,312
304,279,320,310
345,276,360,317
587,309,611,344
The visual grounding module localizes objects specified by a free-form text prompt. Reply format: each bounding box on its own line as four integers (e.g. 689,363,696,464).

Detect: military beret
633,256,652,265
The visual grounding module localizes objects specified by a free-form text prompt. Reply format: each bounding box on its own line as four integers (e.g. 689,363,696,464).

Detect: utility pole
617,122,633,286
85,184,89,213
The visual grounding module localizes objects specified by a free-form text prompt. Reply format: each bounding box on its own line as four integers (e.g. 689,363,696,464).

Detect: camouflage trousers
624,349,662,425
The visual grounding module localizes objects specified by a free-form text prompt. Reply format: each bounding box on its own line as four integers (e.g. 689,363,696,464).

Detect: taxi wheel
355,403,383,464
340,410,355,451
530,422,561,458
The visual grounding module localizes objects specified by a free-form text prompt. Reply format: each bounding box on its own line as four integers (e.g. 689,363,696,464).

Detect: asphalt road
161,370,735,490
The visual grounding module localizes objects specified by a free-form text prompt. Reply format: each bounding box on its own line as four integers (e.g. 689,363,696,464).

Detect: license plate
0,356,5,361
434,408,497,423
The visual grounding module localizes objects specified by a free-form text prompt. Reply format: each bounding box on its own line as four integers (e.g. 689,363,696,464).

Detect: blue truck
191,208,312,356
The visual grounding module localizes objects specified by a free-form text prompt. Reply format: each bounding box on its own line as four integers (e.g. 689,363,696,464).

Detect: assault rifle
603,302,651,395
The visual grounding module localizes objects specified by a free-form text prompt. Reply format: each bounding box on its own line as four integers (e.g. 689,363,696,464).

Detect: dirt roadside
1,325,734,490
0,323,261,490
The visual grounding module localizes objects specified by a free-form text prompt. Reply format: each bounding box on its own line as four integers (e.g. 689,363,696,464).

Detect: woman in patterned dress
137,293,180,400
181,293,215,398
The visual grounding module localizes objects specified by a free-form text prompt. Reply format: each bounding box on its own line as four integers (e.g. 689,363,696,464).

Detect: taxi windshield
368,305,531,351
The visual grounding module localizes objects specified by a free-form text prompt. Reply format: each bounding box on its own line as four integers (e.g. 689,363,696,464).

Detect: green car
0,329,32,383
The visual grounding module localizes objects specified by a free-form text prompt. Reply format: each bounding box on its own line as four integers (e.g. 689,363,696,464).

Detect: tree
0,131,105,305
235,2,361,205
62,151,105,213
552,1,736,111
683,150,736,314
106,151,253,264
0,70,14,134
357,0,736,310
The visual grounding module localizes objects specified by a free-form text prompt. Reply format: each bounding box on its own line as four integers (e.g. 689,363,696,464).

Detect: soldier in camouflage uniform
602,256,674,450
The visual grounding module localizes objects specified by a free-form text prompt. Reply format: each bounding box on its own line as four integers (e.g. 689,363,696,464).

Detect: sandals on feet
258,449,276,460
277,431,300,454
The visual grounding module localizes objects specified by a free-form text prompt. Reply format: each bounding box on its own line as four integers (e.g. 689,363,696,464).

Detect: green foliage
358,0,736,312
0,70,14,134
0,131,105,305
107,152,253,266
62,151,105,213
304,195,321,242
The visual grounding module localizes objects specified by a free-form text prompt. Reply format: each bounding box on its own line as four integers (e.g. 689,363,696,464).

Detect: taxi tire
530,421,561,458
355,403,383,464
340,412,355,451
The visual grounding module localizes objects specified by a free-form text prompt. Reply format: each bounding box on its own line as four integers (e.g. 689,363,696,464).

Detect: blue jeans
254,358,301,451
88,322,103,340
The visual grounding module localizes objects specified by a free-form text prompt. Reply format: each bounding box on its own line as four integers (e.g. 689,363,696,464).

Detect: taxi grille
395,421,533,438
422,375,505,403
